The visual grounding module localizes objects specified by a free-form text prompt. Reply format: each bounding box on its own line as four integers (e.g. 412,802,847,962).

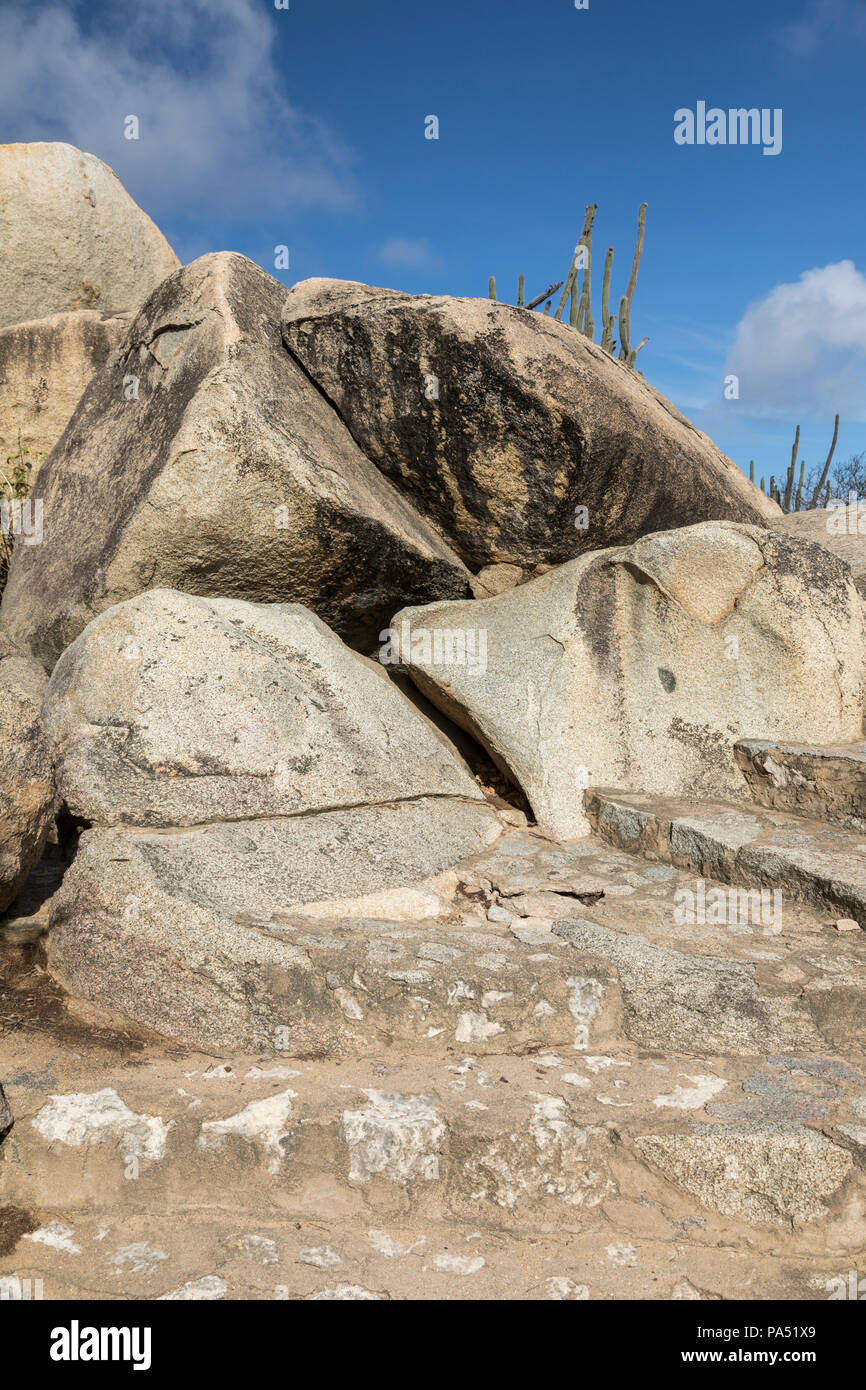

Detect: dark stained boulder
282,279,781,570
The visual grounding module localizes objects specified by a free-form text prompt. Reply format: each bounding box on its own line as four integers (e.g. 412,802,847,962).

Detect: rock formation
0,143,179,329
392,522,866,838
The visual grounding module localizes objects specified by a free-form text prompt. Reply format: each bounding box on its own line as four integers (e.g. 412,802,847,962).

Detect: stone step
6,824,866,1062
735,738,866,833
586,787,866,929
2,1034,865,1300
5,817,866,1063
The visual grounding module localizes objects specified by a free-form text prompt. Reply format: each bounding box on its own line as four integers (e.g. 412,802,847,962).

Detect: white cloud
724,261,866,420
0,0,357,222
777,0,866,55
375,237,443,272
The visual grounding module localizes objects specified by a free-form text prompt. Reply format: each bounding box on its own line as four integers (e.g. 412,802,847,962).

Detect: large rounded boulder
282,279,781,570
0,142,179,328
0,254,471,667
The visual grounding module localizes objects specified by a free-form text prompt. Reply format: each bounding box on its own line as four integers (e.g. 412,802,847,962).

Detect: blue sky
1,0,864,486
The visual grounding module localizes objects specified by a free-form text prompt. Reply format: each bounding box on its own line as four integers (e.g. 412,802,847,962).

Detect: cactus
577,205,596,340
749,460,755,483
494,203,646,368
619,202,647,362
808,413,840,509
782,425,799,512
617,296,631,361
794,459,805,512
600,248,615,353
760,476,766,494
556,205,595,323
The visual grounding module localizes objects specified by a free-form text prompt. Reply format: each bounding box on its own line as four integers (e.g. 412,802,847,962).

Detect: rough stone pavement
1,826,864,1301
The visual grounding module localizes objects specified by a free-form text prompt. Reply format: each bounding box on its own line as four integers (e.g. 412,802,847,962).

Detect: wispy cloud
723,260,866,420
375,237,443,272
777,0,866,56
0,0,357,223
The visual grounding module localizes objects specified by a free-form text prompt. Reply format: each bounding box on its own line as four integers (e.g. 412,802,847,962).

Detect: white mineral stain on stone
546,1277,589,1300
566,976,603,1050
109,1242,168,1274
299,1245,343,1268
33,1089,170,1163
367,1230,426,1258
447,1057,477,1074
341,1091,445,1184
197,1090,296,1174
447,980,476,1005
223,1233,279,1264
159,1275,227,1301
583,1057,631,1074
606,1243,637,1267
26,1222,81,1255
560,1073,591,1089
481,990,513,1009
308,1285,381,1300
456,1011,504,1042
653,1075,728,1110
202,1065,234,1079
431,1254,485,1275
533,1000,556,1018
245,1067,300,1080
334,987,364,1020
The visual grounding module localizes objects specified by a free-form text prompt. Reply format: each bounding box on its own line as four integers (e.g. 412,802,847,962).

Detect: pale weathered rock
0,309,131,474
282,279,780,570
1,253,470,667
43,589,485,828
394,523,866,838
635,1123,852,1225
552,918,820,1055
773,503,866,598
0,630,54,912
0,143,179,329
341,1091,445,1184
586,787,866,932
47,802,502,1051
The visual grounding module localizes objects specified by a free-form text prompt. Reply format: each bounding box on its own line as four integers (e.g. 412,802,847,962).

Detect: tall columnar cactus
491,202,646,368
794,459,805,512
808,413,840,509
782,425,800,512
753,415,840,513
601,246,615,353
619,203,647,364
488,277,497,302
578,206,596,340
